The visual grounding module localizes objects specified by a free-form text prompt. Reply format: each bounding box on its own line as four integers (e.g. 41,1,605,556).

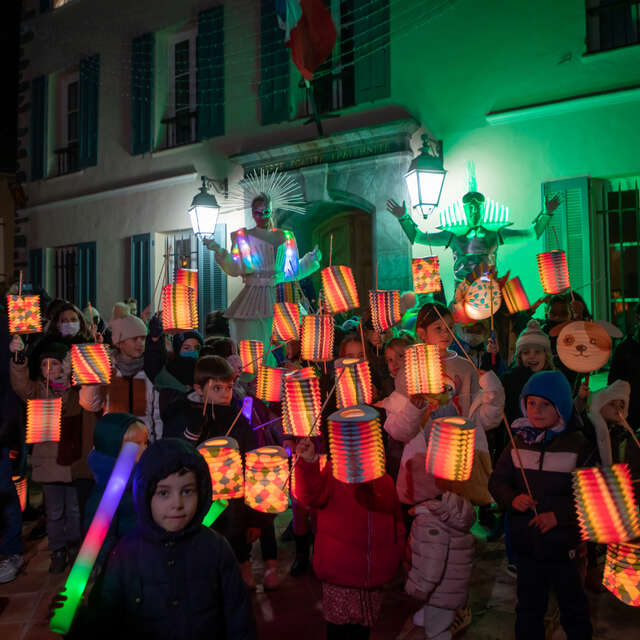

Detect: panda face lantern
557,321,612,373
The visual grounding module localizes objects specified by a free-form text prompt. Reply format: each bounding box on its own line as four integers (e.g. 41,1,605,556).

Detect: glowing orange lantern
272,302,300,342
502,277,531,314
301,314,334,362
283,370,322,436
321,266,360,313
291,454,327,500
412,257,440,294
369,290,401,333
239,339,264,374
537,250,570,294
26,398,62,444
603,542,640,607
244,446,289,513
425,417,476,481
404,344,444,396
161,284,198,331
572,464,640,543
12,476,27,512
256,365,286,403
176,268,198,298
328,405,385,484
198,437,244,500
335,357,373,408
7,295,41,334
464,276,502,321
71,344,111,385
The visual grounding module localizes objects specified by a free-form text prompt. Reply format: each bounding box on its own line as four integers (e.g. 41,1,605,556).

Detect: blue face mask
181,349,199,359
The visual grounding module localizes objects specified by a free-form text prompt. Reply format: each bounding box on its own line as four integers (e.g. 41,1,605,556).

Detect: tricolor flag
275,0,337,81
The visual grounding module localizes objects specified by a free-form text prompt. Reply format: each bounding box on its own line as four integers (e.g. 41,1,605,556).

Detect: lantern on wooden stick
283,370,322,436
404,344,444,396
537,250,570,294
412,257,440,294
503,277,531,314
71,344,111,385
239,339,264,374
328,405,385,484
26,398,62,444
572,463,640,543
603,542,640,607
7,295,41,334
256,365,287,403
464,276,502,321
12,476,27,512
176,268,198,297
272,302,300,342
369,290,401,333
244,446,289,513
198,437,244,500
161,284,198,331
335,357,373,408
301,314,334,362
425,417,476,481
321,266,360,313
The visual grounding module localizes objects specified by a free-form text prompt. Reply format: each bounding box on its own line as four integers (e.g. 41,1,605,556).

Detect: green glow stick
202,499,229,527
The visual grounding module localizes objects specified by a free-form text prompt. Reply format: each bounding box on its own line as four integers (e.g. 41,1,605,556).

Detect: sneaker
263,559,281,590
49,549,68,574
240,561,256,590
451,607,472,636
0,555,25,583
506,563,517,578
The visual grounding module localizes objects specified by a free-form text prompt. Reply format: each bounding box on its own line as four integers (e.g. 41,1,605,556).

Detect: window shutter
130,233,152,311
211,224,227,311
260,0,290,125
131,33,155,155
29,248,44,289
197,6,224,140
30,75,47,180
78,55,99,168
197,224,227,331
353,0,390,104
76,241,97,309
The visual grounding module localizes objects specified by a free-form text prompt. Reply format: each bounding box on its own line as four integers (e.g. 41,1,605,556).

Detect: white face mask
59,321,80,337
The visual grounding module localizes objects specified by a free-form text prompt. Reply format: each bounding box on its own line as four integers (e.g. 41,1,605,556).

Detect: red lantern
425,417,476,481
335,357,373,408
283,370,322,436
603,542,640,607
244,446,289,513
537,250,570,294
176,268,198,298
412,257,440,294
239,339,264,374
272,302,300,342
161,284,198,331
256,365,286,403
7,295,41,334
321,266,360,313
71,344,111,385
198,437,244,500
301,314,334,362
26,398,62,444
404,344,444,396
369,290,401,332
12,476,27,512
502,277,531,314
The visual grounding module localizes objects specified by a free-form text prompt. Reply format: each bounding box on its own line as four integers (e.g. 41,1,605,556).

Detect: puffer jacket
406,492,476,610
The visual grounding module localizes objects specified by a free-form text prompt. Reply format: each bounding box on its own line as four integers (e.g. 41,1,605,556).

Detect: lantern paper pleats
7,295,41,334
256,365,287,403
239,339,264,374
272,302,300,342
292,454,327,500
369,290,401,333
71,344,111,385
321,266,360,313
176,268,198,297
161,284,198,331
275,281,299,304
404,344,444,396
503,277,531,314
335,357,373,408
412,257,441,294
425,417,476,482
572,464,640,543
464,277,502,321
603,542,640,607
12,476,27,512
244,446,289,513
328,405,385,484
26,398,62,444
283,371,322,436
198,437,244,500
301,314,334,362
537,250,570,294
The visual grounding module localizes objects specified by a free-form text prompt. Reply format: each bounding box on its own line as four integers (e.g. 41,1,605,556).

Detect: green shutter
79,55,99,168
130,233,152,310
197,6,224,140
29,248,44,289
197,224,227,332
76,241,97,309
131,33,155,154
260,0,289,125
30,75,47,180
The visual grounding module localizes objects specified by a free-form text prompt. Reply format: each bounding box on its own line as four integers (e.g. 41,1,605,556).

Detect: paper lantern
603,542,640,607
161,284,198,331
291,454,327,500
198,437,244,500
71,344,111,385
275,281,299,304
283,370,322,436
256,365,287,403
404,344,444,396
537,250,570,294
572,464,640,543
502,277,531,314
557,321,612,373
12,476,27,512
328,405,385,484
26,398,62,444
244,446,289,513
176,268,198,297
272,302,300,342
412,257,440,294
369,290,401,333
301,314,334,361
335,357,373,408
321,266,360,313
464,276,502,321
425,417,476,481
239,339,264,374
7,295,41,334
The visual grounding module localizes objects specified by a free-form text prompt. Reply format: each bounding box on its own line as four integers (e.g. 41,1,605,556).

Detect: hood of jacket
588,379,631,466
520,370,573,425
93,412,139,456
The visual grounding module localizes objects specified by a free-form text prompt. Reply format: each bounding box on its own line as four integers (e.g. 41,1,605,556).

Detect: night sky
0,0,21,174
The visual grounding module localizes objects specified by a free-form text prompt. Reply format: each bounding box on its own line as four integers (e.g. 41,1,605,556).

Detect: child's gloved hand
512,493,537,512
296,437,317,463
529,511,558,534
148,313,163,340
48,591,67,620
9,335,24,353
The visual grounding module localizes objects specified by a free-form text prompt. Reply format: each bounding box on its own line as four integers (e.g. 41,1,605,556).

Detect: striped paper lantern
239,339,264,374
198,437,244,500
412,257,441,294
256,365,287,403
292,454,327,500
404,344,444,396
328,405,386,484
502,277,531,314
26,398,62,444
161,284,198,331
537,250,570,294
275,281,300,304
301,314,334,362
176,268,198,297
283,370,322,436
12,476,27,512
321,266,360,313
425,417,476,481
603,542,640,607
464,277,502,321
572,464,640,543
369,290,401,333
244,446,289,513
71,344,111,385
272,302,300,342
335,357,373,408
7,295,41,334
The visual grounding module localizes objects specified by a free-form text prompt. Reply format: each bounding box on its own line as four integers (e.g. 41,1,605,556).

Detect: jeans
42,483,81,552
0,446,23,556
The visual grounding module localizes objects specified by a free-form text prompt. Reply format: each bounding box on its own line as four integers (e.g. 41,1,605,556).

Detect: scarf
512,417,566,445
114,351,144,377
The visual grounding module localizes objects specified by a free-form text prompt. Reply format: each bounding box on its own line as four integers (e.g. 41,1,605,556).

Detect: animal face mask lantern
557,321,611,373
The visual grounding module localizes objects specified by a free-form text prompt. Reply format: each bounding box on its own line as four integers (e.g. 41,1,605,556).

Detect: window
55,72,80,175
52,241,96,308
586,0,640,53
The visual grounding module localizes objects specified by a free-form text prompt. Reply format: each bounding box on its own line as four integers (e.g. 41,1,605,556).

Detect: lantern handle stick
252,415,283,431
87,301,97,342
225,399,250,437
152,245,172,313
202,379,212,416
18,271,22,298
552,226,561,252
358,321,368,361
617,411,640,451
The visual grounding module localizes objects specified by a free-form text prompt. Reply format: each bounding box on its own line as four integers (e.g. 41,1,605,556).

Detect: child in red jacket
295,437,405,640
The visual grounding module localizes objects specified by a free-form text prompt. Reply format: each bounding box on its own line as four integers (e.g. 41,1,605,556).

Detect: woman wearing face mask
46,303,93,344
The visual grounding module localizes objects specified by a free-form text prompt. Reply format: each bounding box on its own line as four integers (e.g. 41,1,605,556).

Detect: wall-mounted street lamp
188,175,228,238
404,135,446,219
